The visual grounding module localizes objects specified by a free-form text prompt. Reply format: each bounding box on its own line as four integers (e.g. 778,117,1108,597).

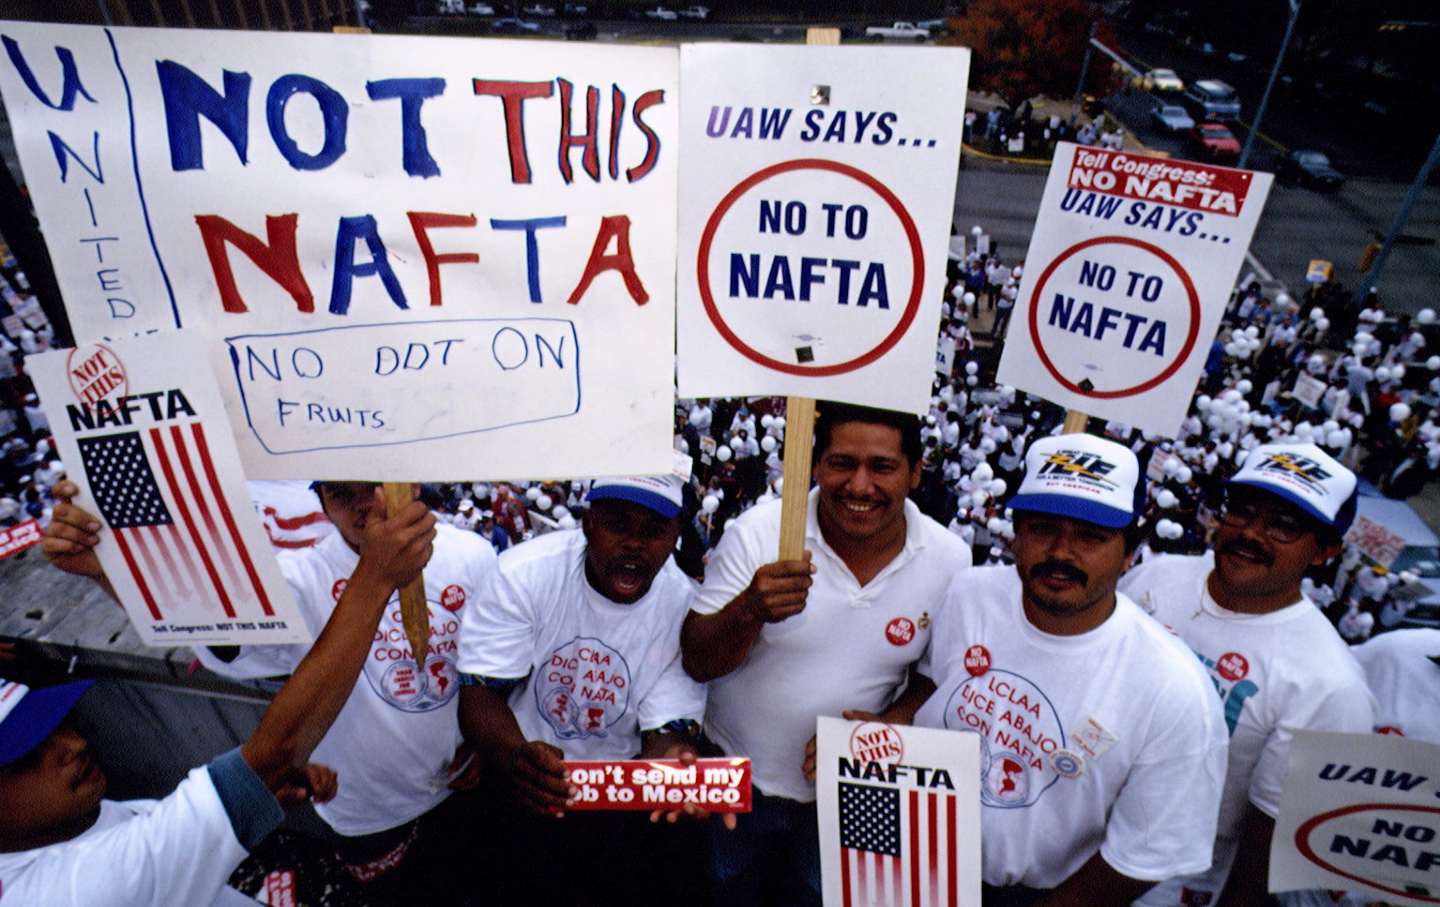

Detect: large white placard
996,142,1271,436
27,335,308,646
0,23,677,479
816,715,981,906
676,44,969,414
1271,731,1440,906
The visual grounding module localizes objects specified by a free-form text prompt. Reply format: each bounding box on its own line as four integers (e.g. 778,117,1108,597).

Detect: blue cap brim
0,680,92,767
1008,492,1133,529
586,486,681,519
1228,477,1355,533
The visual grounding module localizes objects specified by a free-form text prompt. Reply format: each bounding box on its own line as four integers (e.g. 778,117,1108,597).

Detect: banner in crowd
0,23,678,480
997,142,1272,436
1271,730,1440,906
816,716,981,907
1346,516,1410,569
0,519,42,559
676,44,969,414
26,333,308,646
563,757,752,812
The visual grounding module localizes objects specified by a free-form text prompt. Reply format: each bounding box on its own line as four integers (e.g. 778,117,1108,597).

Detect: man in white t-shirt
1123,442,1375,907
682,402,972,906
458,474,711,906
43,479,493,900
1353,629,1440,744
911,433,1228,905
17,488,436,905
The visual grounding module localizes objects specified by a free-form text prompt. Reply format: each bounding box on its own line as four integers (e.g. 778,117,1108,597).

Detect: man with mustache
910,433,1228,906
681,402,972,906
457,474,710,905
1121,442,1374,907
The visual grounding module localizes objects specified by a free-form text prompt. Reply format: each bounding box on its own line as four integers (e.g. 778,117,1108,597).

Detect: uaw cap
1009,433,1144,529
1229,442,1357,532
0,679,93,767
586,475,683,519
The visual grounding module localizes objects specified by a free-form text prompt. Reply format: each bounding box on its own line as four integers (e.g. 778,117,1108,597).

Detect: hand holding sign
354,487,436,597
41,480,104,580
741,552,816,623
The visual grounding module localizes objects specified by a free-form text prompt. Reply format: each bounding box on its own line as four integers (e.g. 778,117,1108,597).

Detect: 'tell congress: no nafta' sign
676,44,970,414
997,142,1272,437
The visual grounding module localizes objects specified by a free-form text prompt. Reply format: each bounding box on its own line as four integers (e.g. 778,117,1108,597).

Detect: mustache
1221,538,1273,565
1031,560,1088,584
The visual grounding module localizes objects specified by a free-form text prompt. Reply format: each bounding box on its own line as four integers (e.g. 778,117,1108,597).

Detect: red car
1187,122,1241,162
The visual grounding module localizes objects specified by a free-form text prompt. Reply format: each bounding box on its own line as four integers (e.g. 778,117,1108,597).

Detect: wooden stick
778,397,817,560
1062,409,1088,434
383,482,429,670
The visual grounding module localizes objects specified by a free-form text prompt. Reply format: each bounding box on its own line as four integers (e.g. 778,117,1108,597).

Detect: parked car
679,5,710,18
1277,149,1346,191
1186,121,1240,162
644,6,678,20
522,3,556,15
866,21,929,41
1183,78,1242,121
467,1,495,13
1142,67,1185,94
490,16,541,32
1151,103,1195,133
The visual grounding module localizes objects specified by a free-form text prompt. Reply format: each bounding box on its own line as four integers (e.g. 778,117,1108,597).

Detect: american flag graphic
838,781,961,907
78,426,274,622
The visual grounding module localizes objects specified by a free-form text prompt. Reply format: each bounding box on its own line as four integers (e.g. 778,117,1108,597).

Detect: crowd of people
2,232,1439,907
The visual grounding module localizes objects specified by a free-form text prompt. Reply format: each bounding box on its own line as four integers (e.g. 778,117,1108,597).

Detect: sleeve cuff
206,747,285,850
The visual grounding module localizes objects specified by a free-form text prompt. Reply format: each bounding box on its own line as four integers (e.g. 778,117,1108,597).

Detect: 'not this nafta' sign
0,23,678,480
676,44,969,414
997,142,1271,436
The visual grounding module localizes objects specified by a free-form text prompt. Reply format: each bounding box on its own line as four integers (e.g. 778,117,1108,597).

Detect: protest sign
816,715,981,907
675,44,969,414
26,333,307,646
0,23,678,480
1346,515,1409,568
1271,730,1440,905
936,336,956,377
1291,373,1326,409
563,757,752,812
0,519,42,559
997,143,1272,437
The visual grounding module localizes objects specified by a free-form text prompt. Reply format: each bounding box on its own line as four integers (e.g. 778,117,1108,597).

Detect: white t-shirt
1353,628,1440,744
195,524,496,836
693,490,972,802
1122,554,1375,904
456,529,704,759
0,770,253,906
915,566,1228,890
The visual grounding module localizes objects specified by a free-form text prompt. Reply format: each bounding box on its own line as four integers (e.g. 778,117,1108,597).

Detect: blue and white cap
0,679,92,767
586,475,684,519
1229,442,1357,532
1009,433,1144,530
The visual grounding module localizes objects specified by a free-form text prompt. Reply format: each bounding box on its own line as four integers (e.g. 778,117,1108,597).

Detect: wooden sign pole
776,26,843,562
382,482,429,669
1062,409,1089,434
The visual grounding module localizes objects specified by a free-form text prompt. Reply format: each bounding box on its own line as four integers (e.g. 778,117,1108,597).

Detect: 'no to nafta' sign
677,44,970,414
997,142,1272,436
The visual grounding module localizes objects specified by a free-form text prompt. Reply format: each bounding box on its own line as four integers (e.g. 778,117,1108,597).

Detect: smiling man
456,474,708,906
1121,442,1374,907
910,433,1227,907
681,402,971,906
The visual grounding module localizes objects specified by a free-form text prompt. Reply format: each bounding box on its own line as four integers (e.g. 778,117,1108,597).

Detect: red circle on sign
1294,803,1440,902
332,578,348,601
65,343,127,406
963,644,991,677
885,617,916,647
1216,651,1249,682
1026,235,1201,399
695,158,926,377
441,584,466,613
848,721,904,766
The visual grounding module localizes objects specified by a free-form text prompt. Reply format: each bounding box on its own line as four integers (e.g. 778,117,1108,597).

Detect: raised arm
680,552,813,682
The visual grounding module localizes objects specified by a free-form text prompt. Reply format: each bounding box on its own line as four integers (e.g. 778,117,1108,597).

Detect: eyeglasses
1217,498,1311,543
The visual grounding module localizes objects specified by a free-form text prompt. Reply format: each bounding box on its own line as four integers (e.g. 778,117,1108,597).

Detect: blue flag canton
77,432,173,530
839,781,901,856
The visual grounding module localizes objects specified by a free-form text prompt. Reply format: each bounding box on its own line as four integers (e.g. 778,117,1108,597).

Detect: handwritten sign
0,519,42,559
0,23,678,480
997,143,1271,436
25,333,308,646
1347,516,1410,568
1271,731,1440,906
564,758,752,812
676,44,969,413
816,716,981,906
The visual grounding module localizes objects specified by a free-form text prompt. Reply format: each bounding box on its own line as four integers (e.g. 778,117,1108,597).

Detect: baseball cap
458,498,474,512
586,475,683,519
1229,442,1357,533
0,679,93,768
1009,433,1144,530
